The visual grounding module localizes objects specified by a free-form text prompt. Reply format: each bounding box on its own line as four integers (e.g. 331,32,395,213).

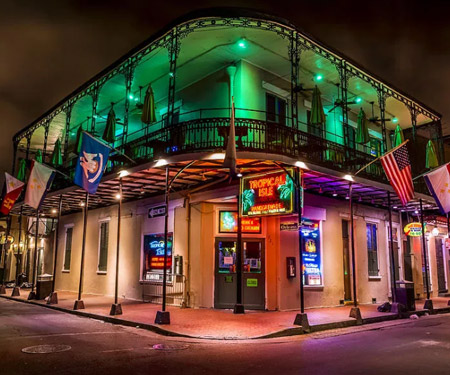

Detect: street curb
2,294,448,341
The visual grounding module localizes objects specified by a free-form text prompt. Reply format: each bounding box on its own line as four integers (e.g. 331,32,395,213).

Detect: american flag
380,142,414,206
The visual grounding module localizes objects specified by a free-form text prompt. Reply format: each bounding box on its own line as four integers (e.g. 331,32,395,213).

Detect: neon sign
240,170,295,217
301,220,322,286
143,233,173,275
219,211,261,233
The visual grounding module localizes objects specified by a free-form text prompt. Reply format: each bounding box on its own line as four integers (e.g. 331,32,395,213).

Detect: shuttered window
366,223,379,276
98,222,109,272
63,227,73,271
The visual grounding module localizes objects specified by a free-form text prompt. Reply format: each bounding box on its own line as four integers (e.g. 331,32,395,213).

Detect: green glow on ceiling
355,96,363,104
129,94,134,100
314,74,323,82
237,39,247,49
392,117,398,123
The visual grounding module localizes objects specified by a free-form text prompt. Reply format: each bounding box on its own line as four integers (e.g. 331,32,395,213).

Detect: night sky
1,0,449,176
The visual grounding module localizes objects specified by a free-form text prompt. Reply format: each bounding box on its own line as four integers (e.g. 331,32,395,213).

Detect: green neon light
392,117,398,123
314,74,323,82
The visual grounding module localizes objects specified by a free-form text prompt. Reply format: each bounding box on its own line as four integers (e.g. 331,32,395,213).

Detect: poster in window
301,220,322,286
143,233,173,280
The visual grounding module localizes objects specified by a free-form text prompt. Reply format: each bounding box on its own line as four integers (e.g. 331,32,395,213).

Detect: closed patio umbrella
141,85,156,124
102,107,116,143
425,140,439,169
35,149,43,163
393,124,404,148
16,159,27,182
51,138,63,166
310,86,326,126
356,108,370,144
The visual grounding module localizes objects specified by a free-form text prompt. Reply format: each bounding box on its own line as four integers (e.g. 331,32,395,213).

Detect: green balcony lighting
314,74,323,82
355,96,363,104
392,117,398,123
237,39,247,49
129,94,134,100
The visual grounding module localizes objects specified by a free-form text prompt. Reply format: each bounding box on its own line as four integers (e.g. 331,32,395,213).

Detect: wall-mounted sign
301,220,322,286
404,222,424,237
219,211,261,233
148,205,167,219
143,233,173,280
240,170,295,217
280,222,298,231
246,278,258,287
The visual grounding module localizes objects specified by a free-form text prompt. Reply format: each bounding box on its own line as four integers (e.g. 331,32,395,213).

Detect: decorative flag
222,97,237,176
380,141,414,206
74,132,110,194
423,163,450,214
24,161,55,209
0,173,25,215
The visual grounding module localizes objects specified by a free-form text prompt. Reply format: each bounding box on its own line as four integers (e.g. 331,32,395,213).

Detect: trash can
36,274,53,300
394,280,415,311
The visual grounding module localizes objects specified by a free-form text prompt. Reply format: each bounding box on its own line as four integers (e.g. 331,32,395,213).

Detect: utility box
36,274,53,300
394,280,415,311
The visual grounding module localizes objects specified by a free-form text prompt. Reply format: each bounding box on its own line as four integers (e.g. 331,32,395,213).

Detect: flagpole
12,206,23,296
412,162,450,181
419,198,433,310
110,179,123,316
74,192,88,310
28,209,39,300
48,194,63,305
0,216,12,294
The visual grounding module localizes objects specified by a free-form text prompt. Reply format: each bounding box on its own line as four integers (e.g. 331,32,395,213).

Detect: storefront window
218,241,236,273
142,233,173,281
301,219,322,286
244,241,262,273
366,223,378,276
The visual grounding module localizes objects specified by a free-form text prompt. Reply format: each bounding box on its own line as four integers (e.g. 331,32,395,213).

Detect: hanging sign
280,222,298,231
404,222,424,237
219,211,261,233
148,205,167,218
240,169,295,217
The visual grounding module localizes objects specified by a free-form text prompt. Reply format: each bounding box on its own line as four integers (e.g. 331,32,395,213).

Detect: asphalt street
1,298,449,375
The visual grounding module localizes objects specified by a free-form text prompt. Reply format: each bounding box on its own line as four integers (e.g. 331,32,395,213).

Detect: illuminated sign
240,170,295,217
219,211,261,233
301,220,322,286
404,222,423,237
143,233,173,276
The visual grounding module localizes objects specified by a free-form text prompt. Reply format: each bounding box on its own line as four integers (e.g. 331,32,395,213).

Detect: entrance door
435,237,447,293
214,238,265,310
342,220,352,301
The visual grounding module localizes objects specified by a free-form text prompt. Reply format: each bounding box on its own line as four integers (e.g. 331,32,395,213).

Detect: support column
339,62,350,148
25,135,31,161
166,31,179,128
409,107,418,143
43,121,50,163
420,198,433,310
90,86,99,134
123,65,134,147
155,166,171,324
12,207,23,296
436,119,445,166
110,179,123,316
74,192,89,310
63,105,73,159
387,192,397,304
0,216,12,294
27,210,39,300
289,33,300,129
12,141,18,176
377,89,388,153
48,194,63,304
233,190,244,314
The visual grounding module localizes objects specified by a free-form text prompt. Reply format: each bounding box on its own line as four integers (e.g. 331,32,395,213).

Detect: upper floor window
366,223,378,277
98,221,109,273
266,93,286,125
63,226,73,272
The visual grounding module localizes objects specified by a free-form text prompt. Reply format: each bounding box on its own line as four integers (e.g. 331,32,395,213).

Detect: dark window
98,222,109,272
266,93,286,125
366,223,378,277
63,227,73,271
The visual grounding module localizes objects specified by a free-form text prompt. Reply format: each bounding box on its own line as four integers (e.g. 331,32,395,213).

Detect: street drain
22,345,72,354
152,343,189,351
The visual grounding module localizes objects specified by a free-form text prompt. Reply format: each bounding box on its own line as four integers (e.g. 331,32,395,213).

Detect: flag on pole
24,161,55,209
423,163,450,214
222,97,237,176
380,141,414,206
74,132,110,194
0,173,25,215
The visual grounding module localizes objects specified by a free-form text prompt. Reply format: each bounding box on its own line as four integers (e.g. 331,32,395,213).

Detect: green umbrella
356,108,370,144
425,140,439,169
310,86,326,126
102,107,116,143
35,149,42,163
16,159,27,182
51,138,63,166
141,85,156,124
393,124,404,148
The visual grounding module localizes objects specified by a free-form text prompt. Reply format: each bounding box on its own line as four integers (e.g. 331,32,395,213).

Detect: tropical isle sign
240,170,295,217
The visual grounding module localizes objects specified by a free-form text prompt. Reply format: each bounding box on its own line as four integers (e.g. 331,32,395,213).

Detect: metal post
0,216,12,294
234,190,244,314
12,207,23,295
28,210,39,299
349,182,357,307
419,198,431,300
297,168,304,313
48,195,63,304
387,192,397,302
110,179,123,315
74,192,88,310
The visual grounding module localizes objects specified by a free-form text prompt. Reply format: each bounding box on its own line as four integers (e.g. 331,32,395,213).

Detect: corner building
7,8,448,311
